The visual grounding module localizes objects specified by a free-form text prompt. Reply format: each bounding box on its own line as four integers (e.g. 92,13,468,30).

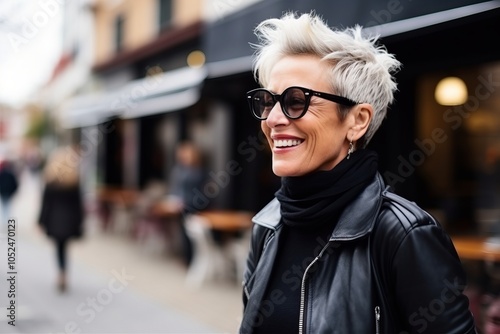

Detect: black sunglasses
246,86,358,120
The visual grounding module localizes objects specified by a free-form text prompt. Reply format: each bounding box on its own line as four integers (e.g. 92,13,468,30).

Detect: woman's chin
272,163,304,177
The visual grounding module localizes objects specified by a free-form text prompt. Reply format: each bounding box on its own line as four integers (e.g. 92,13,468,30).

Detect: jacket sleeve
242,223,264,309
390,223,477,333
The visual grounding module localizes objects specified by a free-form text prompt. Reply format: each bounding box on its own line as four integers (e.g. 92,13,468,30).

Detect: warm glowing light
146,65,163,77
435,77,468,106
187,50,206,68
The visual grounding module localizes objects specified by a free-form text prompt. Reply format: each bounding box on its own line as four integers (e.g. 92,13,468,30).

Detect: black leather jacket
240,173,476,334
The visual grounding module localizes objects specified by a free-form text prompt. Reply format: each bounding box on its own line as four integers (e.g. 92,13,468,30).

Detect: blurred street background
1,0,500,333
0,166,242,333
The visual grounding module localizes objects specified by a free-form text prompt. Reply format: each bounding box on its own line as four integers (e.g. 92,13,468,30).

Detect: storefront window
416,62,500,234
158,0,172,30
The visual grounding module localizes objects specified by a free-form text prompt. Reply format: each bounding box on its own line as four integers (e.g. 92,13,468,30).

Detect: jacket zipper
375,306,380,334
243,283,250,300
298,241,332,334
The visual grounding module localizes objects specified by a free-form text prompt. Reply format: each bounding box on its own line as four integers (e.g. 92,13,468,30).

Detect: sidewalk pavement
0,169,243,334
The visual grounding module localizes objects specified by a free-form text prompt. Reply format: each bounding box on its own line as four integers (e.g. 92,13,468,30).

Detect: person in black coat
39,146,84,292
0,159,19,224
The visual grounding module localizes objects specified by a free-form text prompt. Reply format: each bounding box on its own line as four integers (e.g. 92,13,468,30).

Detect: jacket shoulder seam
381,190,437,231
377,192,439,269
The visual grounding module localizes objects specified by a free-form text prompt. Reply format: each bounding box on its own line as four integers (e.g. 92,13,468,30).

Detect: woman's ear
349,103,373,141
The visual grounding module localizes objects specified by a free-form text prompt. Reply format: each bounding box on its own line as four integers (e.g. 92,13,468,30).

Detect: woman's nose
265,102,290,128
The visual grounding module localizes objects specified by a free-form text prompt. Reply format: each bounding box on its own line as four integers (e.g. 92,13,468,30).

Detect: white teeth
275,139,303,148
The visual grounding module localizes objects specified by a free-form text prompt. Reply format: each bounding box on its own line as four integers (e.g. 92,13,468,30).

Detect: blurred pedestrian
0,158,19,226
164,141,206,264
240,12,476,333
38,146,84,292
167,141,206,212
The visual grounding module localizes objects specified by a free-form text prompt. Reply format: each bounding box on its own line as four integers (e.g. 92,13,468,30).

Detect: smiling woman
239,12,477,334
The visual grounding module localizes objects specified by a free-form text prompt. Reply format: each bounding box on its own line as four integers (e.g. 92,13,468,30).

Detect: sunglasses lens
283,88,307,119
248,88,308,120
250,90,274,119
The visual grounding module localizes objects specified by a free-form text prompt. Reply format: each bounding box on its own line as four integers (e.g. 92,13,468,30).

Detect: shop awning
59,92,124,128
363,1,500,39
206,55,253,79
121,66,206,119
203,0,500,78
60,66,207,128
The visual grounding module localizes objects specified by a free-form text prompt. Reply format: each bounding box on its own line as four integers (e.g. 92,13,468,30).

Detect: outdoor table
197,210,254,232
452,236,500,262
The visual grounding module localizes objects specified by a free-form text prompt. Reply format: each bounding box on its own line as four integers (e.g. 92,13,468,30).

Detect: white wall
202,0,262,22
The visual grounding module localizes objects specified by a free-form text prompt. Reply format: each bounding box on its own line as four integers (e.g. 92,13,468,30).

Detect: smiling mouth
274,139,304,148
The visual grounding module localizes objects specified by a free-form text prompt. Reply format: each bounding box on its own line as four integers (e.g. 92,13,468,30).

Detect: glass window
115,15,125,52
159,0,172,30
416,63,500,234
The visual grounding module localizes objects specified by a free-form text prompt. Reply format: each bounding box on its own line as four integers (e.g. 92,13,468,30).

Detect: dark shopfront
375,3,500,234
204,0,500,231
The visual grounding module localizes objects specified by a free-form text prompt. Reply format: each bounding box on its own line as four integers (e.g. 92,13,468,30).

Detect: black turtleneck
252,150,378,334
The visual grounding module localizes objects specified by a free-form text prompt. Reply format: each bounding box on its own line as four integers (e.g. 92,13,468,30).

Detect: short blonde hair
252,12,401,147
43,146,80,186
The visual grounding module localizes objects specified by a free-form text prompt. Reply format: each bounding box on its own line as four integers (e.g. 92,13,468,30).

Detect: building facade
63,0,209,198
56,0,500,224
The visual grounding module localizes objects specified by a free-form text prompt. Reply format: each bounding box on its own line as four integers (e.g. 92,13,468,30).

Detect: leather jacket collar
252,173,385,241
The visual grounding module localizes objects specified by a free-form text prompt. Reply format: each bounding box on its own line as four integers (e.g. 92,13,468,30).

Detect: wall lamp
435,76,468,106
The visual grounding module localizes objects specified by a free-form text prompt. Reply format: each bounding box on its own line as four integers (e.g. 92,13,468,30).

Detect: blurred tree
24,104,50,140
